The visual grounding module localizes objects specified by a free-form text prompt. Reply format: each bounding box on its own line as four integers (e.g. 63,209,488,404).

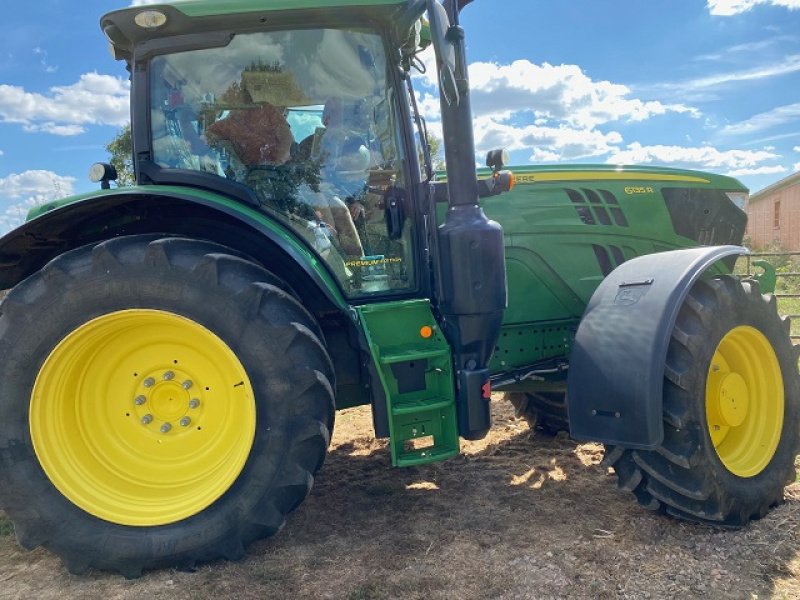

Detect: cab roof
101,0,424,61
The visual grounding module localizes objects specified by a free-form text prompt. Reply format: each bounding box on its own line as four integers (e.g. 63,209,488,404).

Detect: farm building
745,170,800,250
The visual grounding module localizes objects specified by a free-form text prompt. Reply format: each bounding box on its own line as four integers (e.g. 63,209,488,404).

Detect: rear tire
0,235,335,576
506,391,569,435
605,276,800,526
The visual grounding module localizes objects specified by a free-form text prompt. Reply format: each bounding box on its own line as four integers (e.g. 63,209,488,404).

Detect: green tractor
0,0,797,577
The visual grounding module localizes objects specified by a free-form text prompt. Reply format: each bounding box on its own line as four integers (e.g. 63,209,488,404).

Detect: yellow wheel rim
705,325,783,478
30,309,256,527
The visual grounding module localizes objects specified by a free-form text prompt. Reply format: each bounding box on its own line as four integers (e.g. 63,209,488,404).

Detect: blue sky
1,0,799,233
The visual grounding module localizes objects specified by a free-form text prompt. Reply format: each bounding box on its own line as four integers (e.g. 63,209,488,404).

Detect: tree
424,131,445,172
106,124,135,186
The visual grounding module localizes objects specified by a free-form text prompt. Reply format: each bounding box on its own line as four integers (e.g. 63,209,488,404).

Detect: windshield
149,28,414,297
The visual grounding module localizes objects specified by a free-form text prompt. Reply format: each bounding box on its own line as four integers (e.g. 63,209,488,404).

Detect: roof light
89,163,118,190
135,10,168,30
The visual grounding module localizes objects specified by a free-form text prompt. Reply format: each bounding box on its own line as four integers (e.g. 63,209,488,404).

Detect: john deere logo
614,281,653,306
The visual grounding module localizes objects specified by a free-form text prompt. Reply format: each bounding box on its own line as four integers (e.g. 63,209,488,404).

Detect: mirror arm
446,25,469,92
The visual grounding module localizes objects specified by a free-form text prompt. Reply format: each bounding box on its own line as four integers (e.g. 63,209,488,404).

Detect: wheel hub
135,369,201,433
715,372,749,428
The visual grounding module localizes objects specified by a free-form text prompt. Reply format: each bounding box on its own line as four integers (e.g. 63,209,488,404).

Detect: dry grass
1,399,799,599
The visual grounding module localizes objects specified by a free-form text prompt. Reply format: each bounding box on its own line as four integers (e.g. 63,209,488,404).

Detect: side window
149,29,416,297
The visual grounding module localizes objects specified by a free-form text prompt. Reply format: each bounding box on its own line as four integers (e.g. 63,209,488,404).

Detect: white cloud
794,162,800,171
418,46,788,176
414,53,698,164
33,47,58,74
606,142,780,171
650,55,800,97
0,149,4,157
695,38,791,61
25,123,88,136
725,165,788,176
465,60,697,129
0,170,75,201
0,72,129,136
794,146,800,152
0,170,75,233
721,102,800,136
471,116,623,161
708,0,800,15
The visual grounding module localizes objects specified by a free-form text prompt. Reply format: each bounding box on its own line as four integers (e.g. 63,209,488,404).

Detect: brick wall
746,178,800,250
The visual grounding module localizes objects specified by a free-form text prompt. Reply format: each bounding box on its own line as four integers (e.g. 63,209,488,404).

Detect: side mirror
426,0,459,107
486,149,510,172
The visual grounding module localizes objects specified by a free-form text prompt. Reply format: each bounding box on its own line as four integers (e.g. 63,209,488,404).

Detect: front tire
0,235,334,576
605,276,800,526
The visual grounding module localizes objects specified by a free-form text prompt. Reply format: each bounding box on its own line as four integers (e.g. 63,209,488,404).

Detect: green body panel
26,185,347,310
26,161,745,405
436,164,748,385
357,300,459,466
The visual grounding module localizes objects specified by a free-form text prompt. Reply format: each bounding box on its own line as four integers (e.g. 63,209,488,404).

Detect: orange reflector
508,172,516,191
420,326,433,339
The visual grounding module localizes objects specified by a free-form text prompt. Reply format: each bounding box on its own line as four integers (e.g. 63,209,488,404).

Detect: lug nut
143,377,155,388
189,399,200,409
163,371,175,381
182,380,193,390
160,423,172,433
134,395,147,406
141,414,153,425
180,417,191,427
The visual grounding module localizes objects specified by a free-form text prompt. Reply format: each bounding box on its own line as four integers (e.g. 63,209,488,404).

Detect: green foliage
759,241,795,271
0,515,14,536
106,124,135,186
425,131,445,172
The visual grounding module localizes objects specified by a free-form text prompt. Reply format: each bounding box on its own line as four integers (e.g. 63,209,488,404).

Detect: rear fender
566,245,747,448
0,189,347,313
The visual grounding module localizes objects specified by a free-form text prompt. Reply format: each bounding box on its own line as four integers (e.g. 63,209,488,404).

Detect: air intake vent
592,244,628,276
565,188,628,227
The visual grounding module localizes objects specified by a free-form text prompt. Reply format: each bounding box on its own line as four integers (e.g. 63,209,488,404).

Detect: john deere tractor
0,0,797,577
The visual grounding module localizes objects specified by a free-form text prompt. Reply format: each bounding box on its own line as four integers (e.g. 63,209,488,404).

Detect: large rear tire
605,276,800,526
0,235,334,576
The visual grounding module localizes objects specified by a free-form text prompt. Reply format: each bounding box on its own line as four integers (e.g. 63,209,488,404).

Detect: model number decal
624,186,654,195
514,174,537,184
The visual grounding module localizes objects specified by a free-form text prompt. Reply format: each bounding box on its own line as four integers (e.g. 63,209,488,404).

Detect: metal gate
743,251,800,343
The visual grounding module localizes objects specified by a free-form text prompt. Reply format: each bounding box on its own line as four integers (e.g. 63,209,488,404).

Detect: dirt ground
1,397,799,600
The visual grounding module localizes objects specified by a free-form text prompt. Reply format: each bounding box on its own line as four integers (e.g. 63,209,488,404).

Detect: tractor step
357,300,459,467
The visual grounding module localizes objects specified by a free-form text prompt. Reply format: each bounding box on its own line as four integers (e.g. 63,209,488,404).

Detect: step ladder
357,300,460,466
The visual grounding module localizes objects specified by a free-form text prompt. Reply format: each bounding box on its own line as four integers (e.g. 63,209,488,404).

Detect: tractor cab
104,5,428,297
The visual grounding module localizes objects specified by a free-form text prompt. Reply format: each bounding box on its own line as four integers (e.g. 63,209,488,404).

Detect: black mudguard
567,245,746,448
